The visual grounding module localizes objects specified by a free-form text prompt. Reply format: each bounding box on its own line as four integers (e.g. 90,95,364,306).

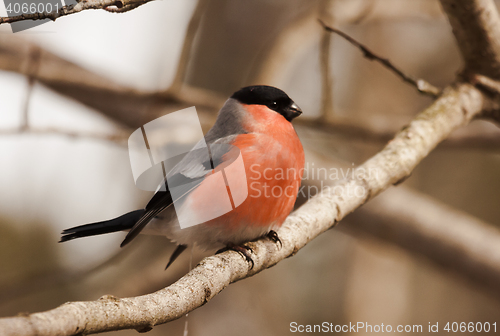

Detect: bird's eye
270,101,277,106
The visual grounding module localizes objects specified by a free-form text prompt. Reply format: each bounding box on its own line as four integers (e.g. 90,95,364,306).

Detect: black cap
231,85,302,122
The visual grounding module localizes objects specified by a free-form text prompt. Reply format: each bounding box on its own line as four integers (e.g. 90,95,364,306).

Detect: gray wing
120,135,238,247
167,135,238,179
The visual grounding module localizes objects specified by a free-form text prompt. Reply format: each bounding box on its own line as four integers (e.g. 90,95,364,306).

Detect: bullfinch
60,85,305,269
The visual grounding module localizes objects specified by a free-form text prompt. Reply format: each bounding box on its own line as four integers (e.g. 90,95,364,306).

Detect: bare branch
0,35,223,129
344,186,500,299
333,0,442,24
467,74,500,125
301,150,500,298
318,1,335,120
20,76,33,131
168,0,208,94
104,2,143,13
472,73,500,95
19,47,41,131
439,0,500,125
440,0,500,78
0,0,155,25
0,127,128,145
0,82,486,335
318,19,442,98
319,29,334,119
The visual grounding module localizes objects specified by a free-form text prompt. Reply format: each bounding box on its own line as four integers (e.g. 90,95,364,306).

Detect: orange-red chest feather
209,104,304,230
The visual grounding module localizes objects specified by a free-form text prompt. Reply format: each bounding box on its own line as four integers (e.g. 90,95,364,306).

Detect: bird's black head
231,85,302,122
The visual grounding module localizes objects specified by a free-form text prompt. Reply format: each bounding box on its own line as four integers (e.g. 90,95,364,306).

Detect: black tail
59,210,145,243
165,244,187,270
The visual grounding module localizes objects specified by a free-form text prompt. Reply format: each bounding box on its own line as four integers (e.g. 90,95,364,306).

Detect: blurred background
1,0,500,335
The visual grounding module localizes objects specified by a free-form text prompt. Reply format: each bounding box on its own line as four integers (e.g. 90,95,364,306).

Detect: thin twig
319,30,334,119
167,0,208,94
19,47,41,131
20,79,34,132
471,73,500,94
318,19,442,98
318,0,335,120
104,2,143,13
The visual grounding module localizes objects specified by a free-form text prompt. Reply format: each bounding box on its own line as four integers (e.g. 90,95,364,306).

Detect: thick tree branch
439,0,500,126
469,74,500,124
0,82,486,335
440,0,500,79
343,186,500,299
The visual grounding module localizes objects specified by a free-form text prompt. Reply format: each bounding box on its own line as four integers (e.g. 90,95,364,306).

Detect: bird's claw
267,230,282,249
217,244,254,269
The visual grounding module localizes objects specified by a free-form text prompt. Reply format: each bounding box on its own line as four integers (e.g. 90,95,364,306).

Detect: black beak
285,102,302,121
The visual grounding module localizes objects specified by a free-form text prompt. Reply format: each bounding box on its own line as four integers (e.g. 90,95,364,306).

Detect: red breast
187,103,304,231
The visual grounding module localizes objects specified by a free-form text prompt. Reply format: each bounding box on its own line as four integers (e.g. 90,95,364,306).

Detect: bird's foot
267,230,282,249
217,244,254,269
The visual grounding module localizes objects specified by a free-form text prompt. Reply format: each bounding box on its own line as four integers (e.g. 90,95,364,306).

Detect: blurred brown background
0,0,499,335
